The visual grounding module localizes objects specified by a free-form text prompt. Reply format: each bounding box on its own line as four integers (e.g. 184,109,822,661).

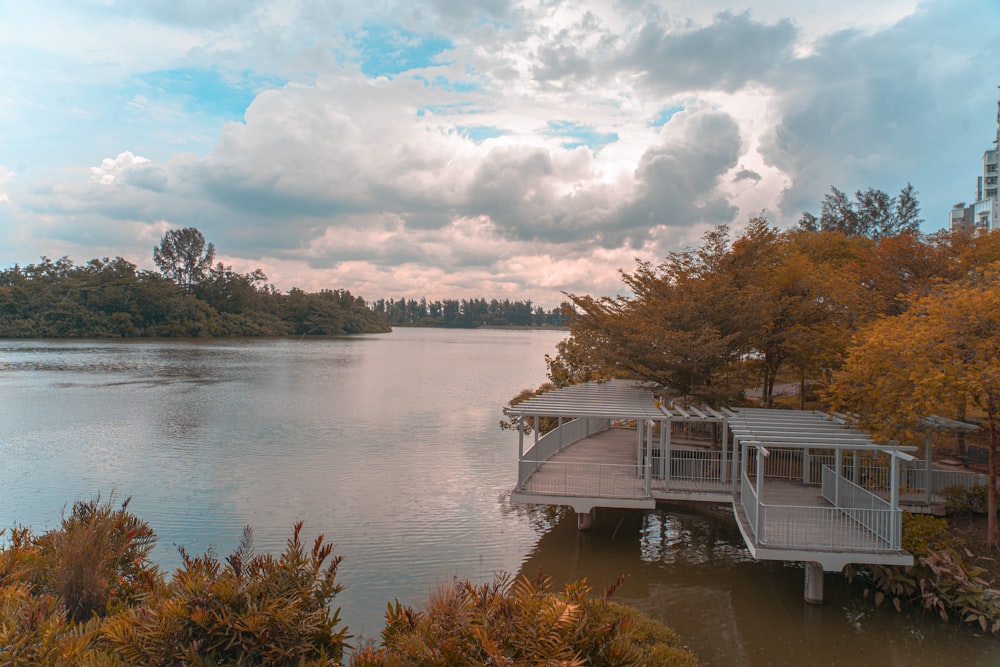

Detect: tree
800,184,923,239
825,273,1000,548
153,227,216,292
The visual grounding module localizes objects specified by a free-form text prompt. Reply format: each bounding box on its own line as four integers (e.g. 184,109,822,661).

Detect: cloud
1,0,998,308
758,0,1000,221
89,152,152,186
108,0,267,28
624,11,798,94
0,165,13,204
619,105,742,235
733,168,762,183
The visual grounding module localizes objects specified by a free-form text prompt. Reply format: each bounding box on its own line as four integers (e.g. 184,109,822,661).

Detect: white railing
519,418,610,486
518,461,647,499
741,470,760,539
841,462,986,499
907,466,986,493
822,465,900,549
740,467,901,551
742,448,836,485
653,449,730,493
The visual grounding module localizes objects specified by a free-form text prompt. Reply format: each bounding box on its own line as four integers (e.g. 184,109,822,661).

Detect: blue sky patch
417,102,483,117
650,105,686,127
413,74,484,94
131,68,284,120
544,120,618,152
356,23,454,78
457,125,506,143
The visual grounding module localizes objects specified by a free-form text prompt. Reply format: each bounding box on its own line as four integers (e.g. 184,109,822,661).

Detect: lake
1,329,997,665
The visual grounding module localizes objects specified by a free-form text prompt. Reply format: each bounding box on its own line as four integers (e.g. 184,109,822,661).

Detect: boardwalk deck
505,386,942,599
514,427,912,569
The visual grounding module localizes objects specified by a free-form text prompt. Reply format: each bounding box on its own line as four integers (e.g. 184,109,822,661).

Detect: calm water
1,329,997,665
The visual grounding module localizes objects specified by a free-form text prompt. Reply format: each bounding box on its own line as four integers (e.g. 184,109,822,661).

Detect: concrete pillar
804,562,824,604
577,510,594,531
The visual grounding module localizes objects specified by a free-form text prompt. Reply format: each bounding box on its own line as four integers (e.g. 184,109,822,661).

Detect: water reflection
0,331,564,639
517,506,999,666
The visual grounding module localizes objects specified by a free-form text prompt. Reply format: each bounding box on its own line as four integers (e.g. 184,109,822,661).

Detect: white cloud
89,152,152,185
1,0,998,307
0,165,13,204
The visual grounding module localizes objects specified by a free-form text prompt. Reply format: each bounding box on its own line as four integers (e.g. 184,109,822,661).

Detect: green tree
153,227,216,292
800,184,922,238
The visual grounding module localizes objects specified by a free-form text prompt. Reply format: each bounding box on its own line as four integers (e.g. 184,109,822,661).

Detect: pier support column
804,562,824,604
577,510,594,531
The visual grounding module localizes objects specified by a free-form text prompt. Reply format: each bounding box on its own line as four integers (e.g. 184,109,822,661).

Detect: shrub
1,503,349,666
0,496,159,622
351,572,699,667
100,522,349,666
849,513,1000,633
941,485,991,516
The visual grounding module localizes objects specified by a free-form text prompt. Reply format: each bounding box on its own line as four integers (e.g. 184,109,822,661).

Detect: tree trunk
957,400,968,456
799,370,806,411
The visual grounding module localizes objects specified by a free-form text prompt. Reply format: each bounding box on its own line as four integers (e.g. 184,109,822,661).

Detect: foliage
0,582,104,665
0,497,159,623
350,572,699,667
825,267,1000,546
850,514,1000,634
796,183,923,238
0,504,350,666
0,503,700,666
552,220,882,406
0,233,391,338
941,485,992,517
101,523,349,666
371,297,566,328
153,227,216,292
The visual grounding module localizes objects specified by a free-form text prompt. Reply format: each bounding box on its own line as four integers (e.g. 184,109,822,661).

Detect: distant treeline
370,297,567,328
0,256,391,338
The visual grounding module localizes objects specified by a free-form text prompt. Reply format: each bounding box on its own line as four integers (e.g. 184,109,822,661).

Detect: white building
950,87,999,232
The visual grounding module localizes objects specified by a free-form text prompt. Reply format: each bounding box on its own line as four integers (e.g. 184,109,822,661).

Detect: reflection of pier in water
516,504,996,667
508,380,983,602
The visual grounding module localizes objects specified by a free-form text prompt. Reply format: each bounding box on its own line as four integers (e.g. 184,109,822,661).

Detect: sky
1,0,998,307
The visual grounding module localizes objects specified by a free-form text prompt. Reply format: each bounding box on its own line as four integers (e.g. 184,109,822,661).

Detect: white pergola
507,380,925,602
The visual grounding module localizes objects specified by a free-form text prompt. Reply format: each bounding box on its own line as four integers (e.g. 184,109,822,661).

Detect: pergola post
517,417,525,488
755,444,768,543
890,453,900,547
664,418,672,492
924,432,933,505
731,426,740,495
721,418,729,485
645,420,653,495
635,423,642,476
557,416,563,450
834,449,842,507
517,417,524,459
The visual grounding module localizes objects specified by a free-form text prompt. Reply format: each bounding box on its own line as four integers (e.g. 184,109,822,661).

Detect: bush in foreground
351,573,699,667
1,499,698,666
0,499,348,665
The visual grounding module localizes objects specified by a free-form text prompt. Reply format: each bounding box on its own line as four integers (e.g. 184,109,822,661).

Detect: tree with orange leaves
826,270,1000,547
